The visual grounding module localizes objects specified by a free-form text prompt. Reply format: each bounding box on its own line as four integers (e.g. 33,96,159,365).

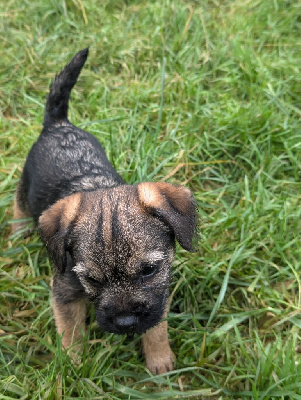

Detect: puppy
13,48,197,374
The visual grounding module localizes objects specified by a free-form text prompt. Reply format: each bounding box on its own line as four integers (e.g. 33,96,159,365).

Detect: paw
67,348,82,366
62,338,83,366
146,348,176,374
12,222,34,237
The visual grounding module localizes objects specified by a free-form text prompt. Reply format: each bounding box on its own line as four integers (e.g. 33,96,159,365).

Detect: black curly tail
43,48,89,127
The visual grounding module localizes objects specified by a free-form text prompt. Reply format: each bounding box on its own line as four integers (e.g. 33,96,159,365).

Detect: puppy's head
39,183,197,335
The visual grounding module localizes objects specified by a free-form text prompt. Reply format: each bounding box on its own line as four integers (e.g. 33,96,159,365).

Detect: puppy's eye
140,263,159,279
85,275,100,286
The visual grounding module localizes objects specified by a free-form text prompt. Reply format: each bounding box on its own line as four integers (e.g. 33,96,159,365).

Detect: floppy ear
137,182,198,252
38,193,81,273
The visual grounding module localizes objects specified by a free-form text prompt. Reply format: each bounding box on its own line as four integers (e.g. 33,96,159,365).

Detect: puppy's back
15,49,124,222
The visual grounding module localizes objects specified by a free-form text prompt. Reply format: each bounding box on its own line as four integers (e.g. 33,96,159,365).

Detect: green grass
1,0,301,398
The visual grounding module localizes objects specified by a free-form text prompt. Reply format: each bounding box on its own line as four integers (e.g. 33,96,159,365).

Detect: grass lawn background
0,0,300,398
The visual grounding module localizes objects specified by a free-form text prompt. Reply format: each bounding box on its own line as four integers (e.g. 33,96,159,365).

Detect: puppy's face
39,183,197,335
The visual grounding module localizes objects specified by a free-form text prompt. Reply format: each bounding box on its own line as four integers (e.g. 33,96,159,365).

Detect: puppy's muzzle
95,301,165,335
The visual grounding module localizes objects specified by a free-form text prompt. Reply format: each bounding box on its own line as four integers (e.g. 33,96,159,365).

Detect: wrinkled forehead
102,205,173,261
74,191,174,271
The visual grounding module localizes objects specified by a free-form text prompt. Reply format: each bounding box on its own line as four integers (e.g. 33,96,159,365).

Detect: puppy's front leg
52,296,86,354
142,313,175,374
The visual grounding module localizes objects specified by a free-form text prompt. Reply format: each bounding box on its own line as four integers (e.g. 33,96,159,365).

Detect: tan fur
142,311,175,374
13,195,31,233
138,182,192,213
52,297,86,352
39,192,82,238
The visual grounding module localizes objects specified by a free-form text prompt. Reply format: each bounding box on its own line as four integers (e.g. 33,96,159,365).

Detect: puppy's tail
43,48,89,127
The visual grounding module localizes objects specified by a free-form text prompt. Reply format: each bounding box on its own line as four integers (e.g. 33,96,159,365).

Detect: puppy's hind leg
13,177,32,234
142,312,175,374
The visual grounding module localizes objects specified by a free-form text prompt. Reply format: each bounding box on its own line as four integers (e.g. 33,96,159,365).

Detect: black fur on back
19,48,124,221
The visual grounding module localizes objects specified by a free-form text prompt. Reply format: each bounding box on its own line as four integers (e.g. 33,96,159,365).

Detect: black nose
114,315,137,331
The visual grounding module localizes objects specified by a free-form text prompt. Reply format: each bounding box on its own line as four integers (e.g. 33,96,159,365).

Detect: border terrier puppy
13,48,197,374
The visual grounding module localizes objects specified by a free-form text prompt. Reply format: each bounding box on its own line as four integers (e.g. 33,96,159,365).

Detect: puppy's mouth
95,310,163,335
